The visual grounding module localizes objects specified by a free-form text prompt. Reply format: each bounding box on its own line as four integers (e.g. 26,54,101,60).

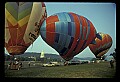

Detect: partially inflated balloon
89,32,112,58
40,12,101,61
5,2,47,55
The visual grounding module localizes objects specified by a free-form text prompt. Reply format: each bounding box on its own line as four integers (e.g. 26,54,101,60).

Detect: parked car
50,62,60,66
42,62,55,67
68,61,80,65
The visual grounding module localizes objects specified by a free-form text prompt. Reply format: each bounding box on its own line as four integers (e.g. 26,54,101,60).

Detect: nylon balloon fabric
40,12,99,61
89,32,112,58
5,2,47,55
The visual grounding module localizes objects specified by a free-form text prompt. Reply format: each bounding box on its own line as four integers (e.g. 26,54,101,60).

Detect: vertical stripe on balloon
59,36,68,53
80,17,90,49
83,18,91,47
79,16,83,39
80,40,87,50
62,22,68,35
71,22,76,37
74,16,84,54
55,22,61,33
81,16,87,40
58,34,67,52
60,22,64,33
85,18,90,40
17,23,28,44
46,15,59,24
64,12,71,22
41,20,46,31
55,33,60,43
68,22,72,36
68,37,74,49
46,23,55,45
60,35,72,56
68,13,74,22
56,13,67,21
89,19,96,41
63,12,80,58
64,35,71,49
73,15,81,51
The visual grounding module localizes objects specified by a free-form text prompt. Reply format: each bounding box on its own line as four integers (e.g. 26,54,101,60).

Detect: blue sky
5,2,116,58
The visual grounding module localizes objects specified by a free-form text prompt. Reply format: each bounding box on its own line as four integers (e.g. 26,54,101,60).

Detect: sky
5,2,116,58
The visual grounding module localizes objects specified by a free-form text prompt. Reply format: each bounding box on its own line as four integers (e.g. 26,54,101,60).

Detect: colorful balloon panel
40,12,99,61
5,2,47,55
89,32,112,58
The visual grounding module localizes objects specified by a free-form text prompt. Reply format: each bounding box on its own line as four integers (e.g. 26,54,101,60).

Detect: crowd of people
8,58,22,70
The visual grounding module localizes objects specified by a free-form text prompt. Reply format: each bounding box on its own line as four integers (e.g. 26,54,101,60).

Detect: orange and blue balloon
40,12,101,61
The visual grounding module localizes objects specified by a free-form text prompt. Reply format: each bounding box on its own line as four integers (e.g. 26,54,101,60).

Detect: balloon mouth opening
6,46,27,55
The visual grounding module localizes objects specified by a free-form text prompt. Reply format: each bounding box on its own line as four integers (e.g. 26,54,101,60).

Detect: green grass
4,61,116,78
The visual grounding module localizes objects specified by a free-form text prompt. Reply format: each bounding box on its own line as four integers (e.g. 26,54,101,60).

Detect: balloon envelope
40,12,100,61
89,32,112,58
5,2,47,55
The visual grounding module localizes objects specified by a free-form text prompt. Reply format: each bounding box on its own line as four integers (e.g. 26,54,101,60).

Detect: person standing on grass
110,58,115,68
28,62,31,67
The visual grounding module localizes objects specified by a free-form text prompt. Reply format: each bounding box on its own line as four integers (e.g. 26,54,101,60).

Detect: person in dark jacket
28,62,31,67
110,58,114,68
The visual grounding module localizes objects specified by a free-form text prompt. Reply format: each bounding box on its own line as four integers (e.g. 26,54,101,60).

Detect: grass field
4,61,116,78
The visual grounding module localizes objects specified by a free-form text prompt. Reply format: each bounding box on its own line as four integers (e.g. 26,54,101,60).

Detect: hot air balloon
89,32,112,58
5,2,47,56
40,12,101,62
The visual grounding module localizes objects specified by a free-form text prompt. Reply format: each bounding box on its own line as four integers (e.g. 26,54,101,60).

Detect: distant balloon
40,12,101,61
89,32,112,58
5,2,47,55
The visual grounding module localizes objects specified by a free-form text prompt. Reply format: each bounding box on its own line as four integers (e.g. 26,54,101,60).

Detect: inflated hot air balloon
89,32,112,58
40,12,101,61
5,2,47,56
